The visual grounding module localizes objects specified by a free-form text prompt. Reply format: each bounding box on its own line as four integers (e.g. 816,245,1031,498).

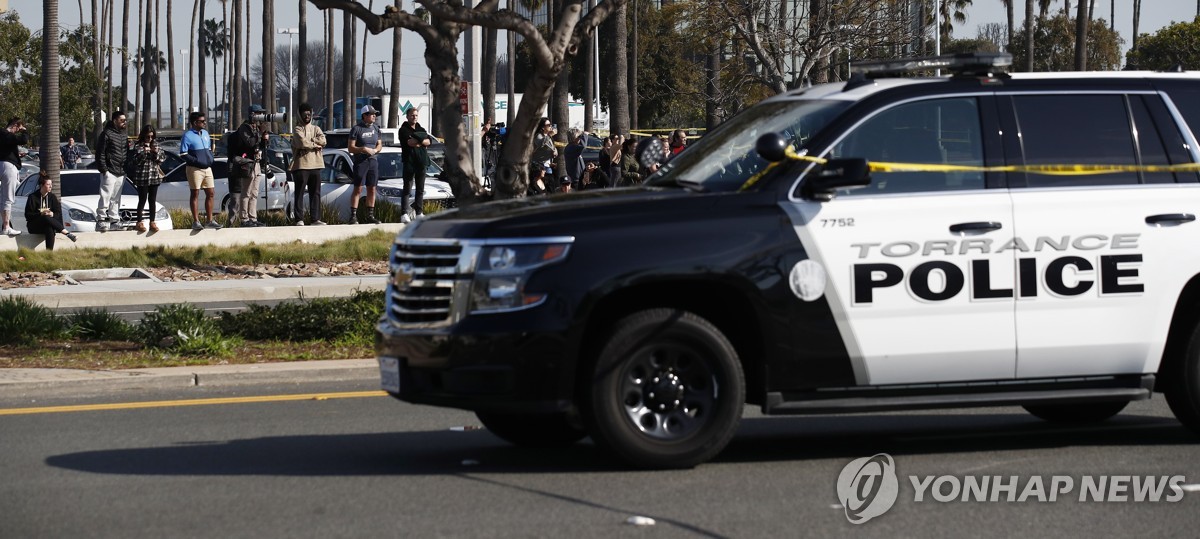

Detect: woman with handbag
128,124,166,232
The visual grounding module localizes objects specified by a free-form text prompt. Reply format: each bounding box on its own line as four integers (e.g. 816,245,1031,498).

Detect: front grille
118,208,154,221
388,240,468,327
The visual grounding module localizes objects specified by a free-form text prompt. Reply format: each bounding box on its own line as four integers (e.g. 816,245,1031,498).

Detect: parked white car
11,170,174,233
158,158,292,215
315,148,454,219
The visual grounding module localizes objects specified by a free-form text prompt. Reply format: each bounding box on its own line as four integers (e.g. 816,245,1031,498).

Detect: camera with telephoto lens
250,111,286,123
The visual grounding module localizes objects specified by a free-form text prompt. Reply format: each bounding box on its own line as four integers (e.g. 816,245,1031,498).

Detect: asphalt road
2,381,1198,538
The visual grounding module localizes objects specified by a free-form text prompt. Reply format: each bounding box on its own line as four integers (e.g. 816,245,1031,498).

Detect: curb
0,359,381,398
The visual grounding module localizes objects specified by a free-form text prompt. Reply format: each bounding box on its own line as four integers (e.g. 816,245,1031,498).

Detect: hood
406,186,716,239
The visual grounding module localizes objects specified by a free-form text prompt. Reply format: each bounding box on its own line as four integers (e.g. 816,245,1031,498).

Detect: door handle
1145,213,1195,225
949,221,1003,234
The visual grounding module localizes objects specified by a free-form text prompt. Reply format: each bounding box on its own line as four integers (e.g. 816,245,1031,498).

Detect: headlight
470,242,571,313
377,186,406,197
68,208,95,221
155,207,169,220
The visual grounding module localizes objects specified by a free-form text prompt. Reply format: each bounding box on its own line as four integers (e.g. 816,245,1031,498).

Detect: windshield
646,99,850,192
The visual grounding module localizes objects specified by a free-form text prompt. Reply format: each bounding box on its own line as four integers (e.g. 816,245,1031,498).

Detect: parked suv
376,53,1200,468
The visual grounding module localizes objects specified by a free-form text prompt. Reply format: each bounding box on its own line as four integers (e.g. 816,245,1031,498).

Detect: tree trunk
167,0,178,127
507,0,515,126
326,9,335,128
1005,0,1014,52
134,0,144,126
44,0,63,196
299,0,310,112
628,0,637,130
1024,0,1034,72
94,0,104,140
155,0,163,127
552,0,569,178
482,25,496,126
233,0,242,126
1074,0,1088,70
388,0,402,128
242,0,251,121
264,0,277,125
705,40,719,130
583,0,593,131
188,0,197,112
609,2,629,135
1131,0,1141,53
197,0,208,115
424,21,479,205
141,0,154,127
342,11,354,129
121,0,130,112
359,0,371,99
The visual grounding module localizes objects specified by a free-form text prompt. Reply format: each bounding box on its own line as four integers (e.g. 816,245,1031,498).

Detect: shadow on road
46,412,1195,477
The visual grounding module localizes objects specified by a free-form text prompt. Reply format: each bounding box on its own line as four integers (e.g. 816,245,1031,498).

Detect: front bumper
375,319,578,414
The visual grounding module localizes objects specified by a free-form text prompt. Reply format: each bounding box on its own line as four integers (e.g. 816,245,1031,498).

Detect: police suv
376,53,1200,468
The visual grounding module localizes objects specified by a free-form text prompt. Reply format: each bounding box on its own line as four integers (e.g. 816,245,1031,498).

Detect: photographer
0,116,29,236
227,104,270,227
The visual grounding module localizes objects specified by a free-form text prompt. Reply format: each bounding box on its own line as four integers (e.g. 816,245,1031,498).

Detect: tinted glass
1129,95,1176,184
828,97,985,196
1013,94,1137,187
58,172,137,197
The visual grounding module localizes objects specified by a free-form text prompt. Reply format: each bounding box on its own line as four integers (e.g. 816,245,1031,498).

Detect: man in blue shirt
347,105,383,224
60,138,81,169
179,111,221,230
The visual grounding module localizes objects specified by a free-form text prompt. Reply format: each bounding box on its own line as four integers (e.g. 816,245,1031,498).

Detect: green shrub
68,308,133,341
0,296,65,345
218,289,384,343
139,303,235,355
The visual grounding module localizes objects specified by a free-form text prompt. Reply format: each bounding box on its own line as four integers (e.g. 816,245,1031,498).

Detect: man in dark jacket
93,111,129,232
226,105,269,227
0,116,29,236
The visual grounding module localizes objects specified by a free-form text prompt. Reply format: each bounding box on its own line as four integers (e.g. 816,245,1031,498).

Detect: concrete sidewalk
0,359,382,397
0,222,403,252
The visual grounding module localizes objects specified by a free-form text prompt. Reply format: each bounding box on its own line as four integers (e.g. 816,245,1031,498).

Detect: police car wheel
475,411,588,448
586,309,744,469
1165,319,1200,435
1022,402,1128,423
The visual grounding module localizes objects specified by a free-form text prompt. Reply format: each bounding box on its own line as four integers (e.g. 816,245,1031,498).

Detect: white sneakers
3,227,20,236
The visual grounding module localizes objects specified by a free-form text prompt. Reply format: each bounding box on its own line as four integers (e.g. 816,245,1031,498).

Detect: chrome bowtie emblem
394,263,414,288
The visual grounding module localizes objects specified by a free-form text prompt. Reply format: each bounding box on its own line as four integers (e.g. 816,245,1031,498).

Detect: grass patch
217,290,384,344
67,308,134,341
0,229,395,273
0,340,373,369
138,303,238,356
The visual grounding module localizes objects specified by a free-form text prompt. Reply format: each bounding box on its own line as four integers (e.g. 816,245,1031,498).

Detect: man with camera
0,116,29,236
226,104,271,227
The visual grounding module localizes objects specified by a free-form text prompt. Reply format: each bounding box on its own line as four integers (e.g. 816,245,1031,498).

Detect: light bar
850,52,1013,77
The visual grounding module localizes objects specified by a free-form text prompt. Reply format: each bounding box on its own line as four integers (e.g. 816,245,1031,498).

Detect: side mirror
802,158,871,201
756,133,790,162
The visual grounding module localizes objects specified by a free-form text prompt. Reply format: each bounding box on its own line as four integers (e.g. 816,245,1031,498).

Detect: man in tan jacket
290,103,327,225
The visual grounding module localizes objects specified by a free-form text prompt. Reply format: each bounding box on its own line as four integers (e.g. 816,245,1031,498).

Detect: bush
218,289,384,344
139,303,236,355
68,307,133,341
0,296,65,345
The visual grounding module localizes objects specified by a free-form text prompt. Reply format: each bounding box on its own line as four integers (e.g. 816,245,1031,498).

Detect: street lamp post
278,27,299,133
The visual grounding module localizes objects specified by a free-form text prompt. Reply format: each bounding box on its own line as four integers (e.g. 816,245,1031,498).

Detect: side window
1129,96,1176,184
828,97,984,196
1012,95,1137,187
338,158,354,182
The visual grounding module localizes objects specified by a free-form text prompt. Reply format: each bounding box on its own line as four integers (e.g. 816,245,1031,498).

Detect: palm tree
134,0,144,126
139,45,168,126
299,0,311,113
1000,0,1014,51
1132,0,1142,54
937,0,972,44
94,0,105,140
155,0,164,127
629,0,637,130
326,8,335,127
167,0,179,128
388,0,402,128
610,1,629,135
201,19,228,123
263,0,276,121
1074,0,1087,69
43,0,62,196
1024,0,1034,71
189,0,199,112
197,0,208,115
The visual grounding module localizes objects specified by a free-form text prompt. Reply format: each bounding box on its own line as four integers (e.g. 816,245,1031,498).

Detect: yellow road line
0,390,388,416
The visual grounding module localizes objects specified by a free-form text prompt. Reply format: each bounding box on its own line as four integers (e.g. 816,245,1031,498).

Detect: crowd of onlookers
525,120,690,195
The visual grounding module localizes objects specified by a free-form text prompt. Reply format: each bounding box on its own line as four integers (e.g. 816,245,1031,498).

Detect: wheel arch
575,278,768,406
1157,272,1200,389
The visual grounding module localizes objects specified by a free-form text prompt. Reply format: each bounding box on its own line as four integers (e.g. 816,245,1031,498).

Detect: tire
585,309,744,469
1023,401,1128,423
1165,319,1200,434
475,412,587,448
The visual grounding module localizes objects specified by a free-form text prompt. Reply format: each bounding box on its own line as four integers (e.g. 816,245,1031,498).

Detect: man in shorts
347,105,383,224
179,111,221,230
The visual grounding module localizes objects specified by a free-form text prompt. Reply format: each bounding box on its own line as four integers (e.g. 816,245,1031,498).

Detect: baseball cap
559,176,572,185
361,105,378,116
249,104,267,113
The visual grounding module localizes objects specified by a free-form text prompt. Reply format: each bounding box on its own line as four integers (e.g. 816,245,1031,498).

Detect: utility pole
372,61,389,93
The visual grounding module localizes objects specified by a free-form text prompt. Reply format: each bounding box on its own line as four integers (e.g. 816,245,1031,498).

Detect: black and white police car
376,53,1200,468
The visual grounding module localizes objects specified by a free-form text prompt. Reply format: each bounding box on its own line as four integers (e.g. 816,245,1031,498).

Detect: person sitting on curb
24,172,77,250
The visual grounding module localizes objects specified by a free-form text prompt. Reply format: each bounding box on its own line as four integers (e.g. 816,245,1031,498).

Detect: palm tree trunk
141,0,154,126
167,0,178,128
1074,0,1087,70
188,0,198,112
121,0,130,111
44,0,63,196
93,0,104,141
481,22,493,128
506,0,515,126
134,0,144,127
299,0,310,112
609,2,629,135
264,0,276,123
1004,0,1014,52
628,0,637,130
155,0,164,127
583,0,593,131
197,0,206,114
232,0,242,126
342,10,353,129
325,8,334,127
105,0,115,115
387,0,402,128
1132,0,1141,53
1024,0,1034,71
359,0,371,99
